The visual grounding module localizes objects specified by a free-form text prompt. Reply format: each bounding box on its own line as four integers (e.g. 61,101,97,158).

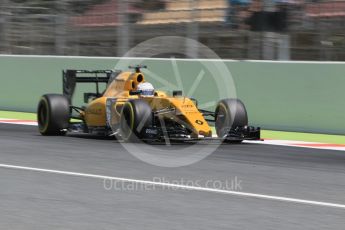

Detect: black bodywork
63,69,120,104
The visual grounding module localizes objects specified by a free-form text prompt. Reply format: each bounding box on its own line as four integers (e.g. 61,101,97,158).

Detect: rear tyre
37,94,70,135
120,99,152,141
215,99,248,142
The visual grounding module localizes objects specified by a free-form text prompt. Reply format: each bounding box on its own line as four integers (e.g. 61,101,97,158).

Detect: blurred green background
1,55,345,134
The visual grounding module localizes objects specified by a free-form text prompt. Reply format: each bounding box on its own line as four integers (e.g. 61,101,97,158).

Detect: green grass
262,130,345,145
0,110,36,120
1,110,345,144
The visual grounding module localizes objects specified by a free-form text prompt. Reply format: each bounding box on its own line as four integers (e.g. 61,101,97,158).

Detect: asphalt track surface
0,123,345,229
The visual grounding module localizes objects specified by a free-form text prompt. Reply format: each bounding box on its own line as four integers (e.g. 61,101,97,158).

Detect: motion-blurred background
0,0,344,60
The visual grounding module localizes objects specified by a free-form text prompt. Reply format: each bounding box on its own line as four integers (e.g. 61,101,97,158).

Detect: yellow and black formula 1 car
37,65,260,143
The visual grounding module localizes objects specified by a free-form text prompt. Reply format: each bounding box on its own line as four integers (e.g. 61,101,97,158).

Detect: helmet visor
141,90,154,96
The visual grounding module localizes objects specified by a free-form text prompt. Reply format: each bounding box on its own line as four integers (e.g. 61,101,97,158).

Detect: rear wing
63,69,121,104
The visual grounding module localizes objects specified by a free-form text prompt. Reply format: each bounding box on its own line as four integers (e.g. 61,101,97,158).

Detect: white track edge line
0,163,344,209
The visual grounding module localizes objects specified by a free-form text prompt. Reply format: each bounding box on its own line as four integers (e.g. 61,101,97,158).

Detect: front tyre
215,99,248,140
120,99,152,141
37,94,70,135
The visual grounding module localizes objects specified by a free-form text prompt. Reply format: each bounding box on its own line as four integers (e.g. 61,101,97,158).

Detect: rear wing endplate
62,69,121,104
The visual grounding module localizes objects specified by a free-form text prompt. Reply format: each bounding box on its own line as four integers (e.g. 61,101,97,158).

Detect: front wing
142,126,261,143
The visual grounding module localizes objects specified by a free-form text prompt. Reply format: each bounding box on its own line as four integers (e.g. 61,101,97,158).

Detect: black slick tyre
37,94,70,135
120,99,152,141
215,98,248,141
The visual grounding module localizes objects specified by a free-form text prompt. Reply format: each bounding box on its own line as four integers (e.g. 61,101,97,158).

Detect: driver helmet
137,82,155,97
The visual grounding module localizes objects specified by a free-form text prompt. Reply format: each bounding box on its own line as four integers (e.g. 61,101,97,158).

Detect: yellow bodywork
83,70,212,137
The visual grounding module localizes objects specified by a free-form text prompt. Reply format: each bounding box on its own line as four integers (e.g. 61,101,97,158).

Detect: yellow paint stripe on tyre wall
39,96,49,133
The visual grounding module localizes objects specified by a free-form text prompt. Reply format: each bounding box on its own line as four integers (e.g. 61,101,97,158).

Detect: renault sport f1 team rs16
37,65,260,143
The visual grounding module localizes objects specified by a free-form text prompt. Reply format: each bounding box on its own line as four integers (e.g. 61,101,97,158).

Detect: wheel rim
120,104,133,140
38,101,48,132
215,104,229,137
